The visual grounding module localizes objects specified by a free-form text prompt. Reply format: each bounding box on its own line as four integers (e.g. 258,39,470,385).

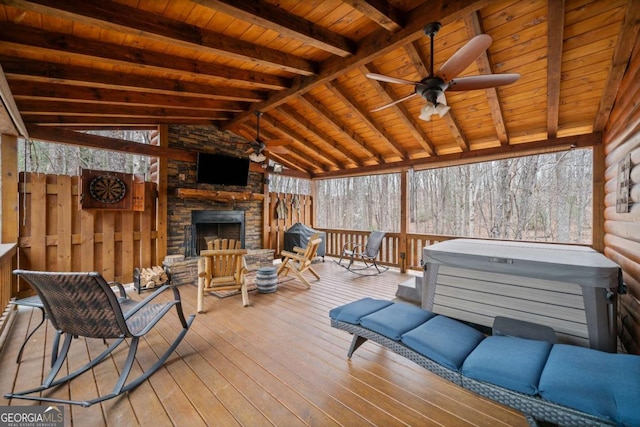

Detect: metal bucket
256,267,278,293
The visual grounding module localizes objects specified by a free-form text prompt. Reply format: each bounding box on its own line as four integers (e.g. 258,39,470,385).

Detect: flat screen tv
196,152,250,186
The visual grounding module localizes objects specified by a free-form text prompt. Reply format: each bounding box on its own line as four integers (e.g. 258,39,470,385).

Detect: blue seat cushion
360,303,435,341
461,336,552,395
329,298,394,325
539,344,640,426
401,315,485,371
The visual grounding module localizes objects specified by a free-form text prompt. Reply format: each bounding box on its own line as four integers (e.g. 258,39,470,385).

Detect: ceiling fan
239,111,290,163
367,22,520,121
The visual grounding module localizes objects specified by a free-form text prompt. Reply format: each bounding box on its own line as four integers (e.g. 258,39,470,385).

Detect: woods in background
314,149,592,244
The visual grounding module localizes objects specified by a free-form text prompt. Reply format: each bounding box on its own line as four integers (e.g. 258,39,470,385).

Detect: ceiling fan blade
366,73,418,86
266,139,291,147
266,145,289,154
436,34,492,82
447,73,520,91
370,92,418,112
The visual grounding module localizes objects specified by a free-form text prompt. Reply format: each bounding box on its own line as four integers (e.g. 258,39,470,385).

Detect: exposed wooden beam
23,116,226,126
0,57,266,102
3,0,316,76
269,107,357,169
593,0,640,131
0,23,290,91
298,94,388,163
25,125,197,162
0,65,28,138
465,12,509,146
545,0,564,138
10,81,247,112
325,79,412,159
193,0,355,57
223,0,490,128
341,0,403,32
312,132,603,179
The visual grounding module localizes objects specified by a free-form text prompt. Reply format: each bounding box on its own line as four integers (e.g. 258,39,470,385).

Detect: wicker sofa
329,298,640,427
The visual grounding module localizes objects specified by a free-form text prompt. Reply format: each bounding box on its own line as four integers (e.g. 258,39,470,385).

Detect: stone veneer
166,125,264,255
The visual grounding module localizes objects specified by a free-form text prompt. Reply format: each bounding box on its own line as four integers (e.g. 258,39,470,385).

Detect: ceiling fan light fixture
435,103,450,117
249,152,266,163
419,103,435,121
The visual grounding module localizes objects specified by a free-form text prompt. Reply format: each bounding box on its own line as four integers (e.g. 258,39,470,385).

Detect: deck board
0,260,528,426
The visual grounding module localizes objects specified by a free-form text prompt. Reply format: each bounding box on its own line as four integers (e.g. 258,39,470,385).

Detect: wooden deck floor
0,260,528,426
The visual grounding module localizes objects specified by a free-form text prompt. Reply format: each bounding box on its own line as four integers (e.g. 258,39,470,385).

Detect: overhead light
273,163,283,173
419,93,450,121
249,152,266,163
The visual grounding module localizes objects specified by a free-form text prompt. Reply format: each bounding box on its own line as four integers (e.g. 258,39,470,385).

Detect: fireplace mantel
176,188,264,203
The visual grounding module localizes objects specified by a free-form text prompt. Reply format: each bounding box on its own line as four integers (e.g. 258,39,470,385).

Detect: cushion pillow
461,335,552,395
538,344,640,426
360,302,435,341
402,315,485,371
328,298,393,325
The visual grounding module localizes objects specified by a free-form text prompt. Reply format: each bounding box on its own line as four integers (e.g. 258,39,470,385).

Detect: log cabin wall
16,172,158,292
605,38,640,354
165,125,264,256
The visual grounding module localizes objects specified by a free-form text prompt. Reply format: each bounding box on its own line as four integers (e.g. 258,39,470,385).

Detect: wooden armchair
276,233,322,288
197,248,248,312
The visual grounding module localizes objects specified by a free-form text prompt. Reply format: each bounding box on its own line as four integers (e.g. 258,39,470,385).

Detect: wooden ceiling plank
193,0,355,57
0,57,266,102
593,0,640,131
0,23,290,90
298,93,386,162
326,79,412,159
340,0,403,32
25,124,197,161
464,12,509,146
274,105,360,168
4,0,317,75
223,0,490,128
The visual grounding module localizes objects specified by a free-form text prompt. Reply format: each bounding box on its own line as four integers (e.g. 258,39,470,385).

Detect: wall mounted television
196,152,250,186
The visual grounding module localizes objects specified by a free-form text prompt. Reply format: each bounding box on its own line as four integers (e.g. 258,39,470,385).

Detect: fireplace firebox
189,210,245,256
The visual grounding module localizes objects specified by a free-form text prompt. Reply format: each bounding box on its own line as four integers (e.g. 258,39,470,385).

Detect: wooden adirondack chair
197,247,248,312
276,233,322,289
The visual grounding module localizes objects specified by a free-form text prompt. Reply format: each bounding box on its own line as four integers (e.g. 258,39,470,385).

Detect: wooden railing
317,228,454,272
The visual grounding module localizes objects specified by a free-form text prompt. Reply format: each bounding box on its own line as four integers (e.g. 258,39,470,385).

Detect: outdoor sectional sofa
329,298,640,427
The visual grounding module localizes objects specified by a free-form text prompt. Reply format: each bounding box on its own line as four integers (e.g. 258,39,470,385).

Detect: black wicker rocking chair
336,231,389,275
6,270,195,407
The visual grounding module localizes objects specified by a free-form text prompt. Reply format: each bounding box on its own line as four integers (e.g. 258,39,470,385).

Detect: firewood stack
134,266,169,293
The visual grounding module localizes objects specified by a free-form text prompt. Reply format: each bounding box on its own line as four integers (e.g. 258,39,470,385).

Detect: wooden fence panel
266,192,313,255
17,173,159,284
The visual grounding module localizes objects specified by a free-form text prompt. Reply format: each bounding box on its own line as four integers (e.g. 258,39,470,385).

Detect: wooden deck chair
206,238,241,250
336,231,389,275
198,248,248,312
276,233,322,288
7,270,194,407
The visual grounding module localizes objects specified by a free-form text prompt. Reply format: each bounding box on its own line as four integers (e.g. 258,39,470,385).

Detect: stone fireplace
190,210,245,255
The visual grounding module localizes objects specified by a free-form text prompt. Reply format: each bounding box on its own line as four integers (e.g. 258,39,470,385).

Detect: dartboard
89,175,127,204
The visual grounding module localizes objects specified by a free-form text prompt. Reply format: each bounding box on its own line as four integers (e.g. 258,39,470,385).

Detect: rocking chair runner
277,233,322,288
337,231,389,275
6,270,195,407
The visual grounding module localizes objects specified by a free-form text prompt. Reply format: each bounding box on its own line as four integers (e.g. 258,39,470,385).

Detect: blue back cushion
401,315,485,371
329,298,393,325
539,344,640,426
461,336,552,395
360,303,435,341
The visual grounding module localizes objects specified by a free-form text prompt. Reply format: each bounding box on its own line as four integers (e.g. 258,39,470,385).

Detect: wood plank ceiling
0,0,637,178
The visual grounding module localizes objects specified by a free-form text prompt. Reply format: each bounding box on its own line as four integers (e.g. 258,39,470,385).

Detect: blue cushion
328,298,393,325
401,315,485,370
539,344,640,426
360,303,435,341
461,336,552,395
